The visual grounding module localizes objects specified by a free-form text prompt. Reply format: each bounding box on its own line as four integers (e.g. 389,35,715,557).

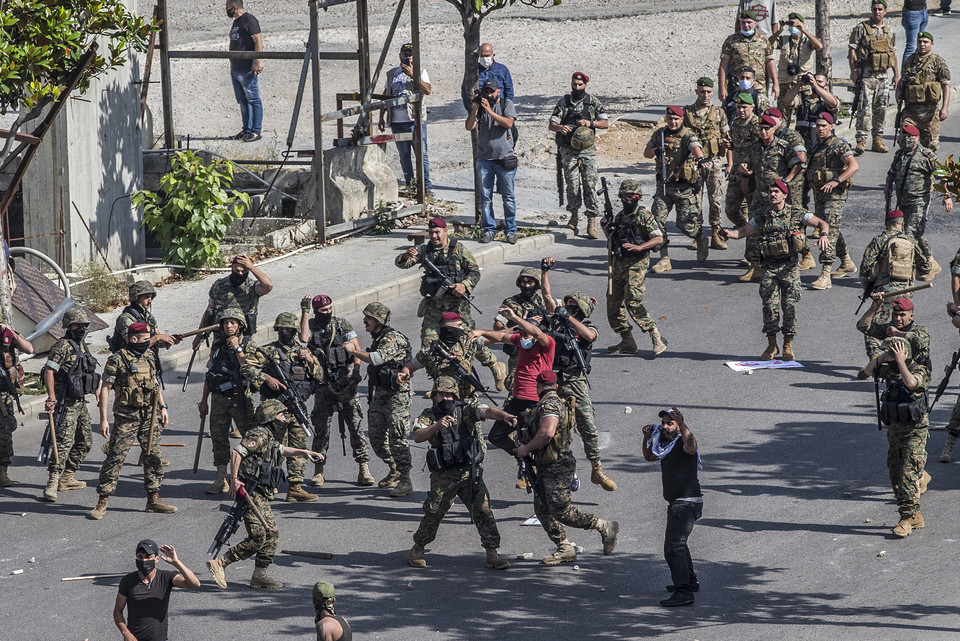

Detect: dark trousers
488,397,538,454
664,500,702,595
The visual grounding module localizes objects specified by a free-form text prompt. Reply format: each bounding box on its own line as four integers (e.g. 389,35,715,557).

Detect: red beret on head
427,217,447,229
902,124,920,136
773,179,790,195
886,209,904,221
817,112,835,125
572,72,589,83
312,295,332,310
439,312,462,323
127,322,150,336
892,297,914,312
759,114,777,127
537,370,558,384
765,108,783,119
666,105,683,117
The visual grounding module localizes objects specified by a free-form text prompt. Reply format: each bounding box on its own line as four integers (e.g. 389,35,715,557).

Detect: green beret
740,9,757,19
787,12,804,22
872,0,887,7
735,92,755,105
918,31,934,42
696,77,714,88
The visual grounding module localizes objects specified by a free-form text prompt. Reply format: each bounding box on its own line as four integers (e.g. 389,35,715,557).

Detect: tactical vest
903,54,943,105
555,94,596,147
805,136,851,188
56,340,101,400
113,350,158,409
205,336,249,396
310,319,354,392
367,326,411,392
610,209,653,259
660,126,700,184
424,404,484,472
683,106,722,159
857,22,895,72
238,428,287,490
260,343,316,401
521,391,575,467
551,323,593,377
419,240,466,298
758,206,806,259
107,305,156,352
0,343,21,393
879,378,928,426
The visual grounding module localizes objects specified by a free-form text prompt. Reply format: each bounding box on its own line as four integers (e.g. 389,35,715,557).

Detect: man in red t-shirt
470,307,555,454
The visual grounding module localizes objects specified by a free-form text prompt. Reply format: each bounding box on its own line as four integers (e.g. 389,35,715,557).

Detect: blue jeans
478,158,517,235
901,9,928,67
230,69,263,135
390,121,431,190
664,500,702,596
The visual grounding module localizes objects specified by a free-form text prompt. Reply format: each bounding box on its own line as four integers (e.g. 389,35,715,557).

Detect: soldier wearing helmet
109,280,181,385
494,265,547,391
197,307,261,495
40,307,97,502
192,254,274,350
298,294,374,488
407,376,517,570
242,312,324,503
601,179,668,358
548,72,609,239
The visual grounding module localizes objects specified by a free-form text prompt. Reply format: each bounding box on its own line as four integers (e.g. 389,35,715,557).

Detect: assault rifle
848,41,866,127
259,351,314,438
37,401,67,465
517,454,542,507
335,400,348,456
599,177,616,296
421,253,482,315
658,129,667,196
855,281,931,316
556,150,565,207
431,340,497,405
0,362,23,415
552,308,591,388
930,348,960,412
209,482,267,557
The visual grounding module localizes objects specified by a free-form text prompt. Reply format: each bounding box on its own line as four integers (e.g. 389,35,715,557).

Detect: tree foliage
934,156,960,200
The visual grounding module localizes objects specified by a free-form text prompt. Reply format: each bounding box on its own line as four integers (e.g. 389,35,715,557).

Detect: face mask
738,79,752,91
789,27,800,36
437,399,457,415
226,7,236,17
571,88,586,100
438,326,463,345
564,305,583,320
136,558,155,575
537,386,553,399
740,29,755,37
520,337,535,350
518,285,537,301
67,327,87,342
314,312,332,326
621,198,639,212
127,341,150,356
277,329,296,345
479,56,493,69
229,271,248,287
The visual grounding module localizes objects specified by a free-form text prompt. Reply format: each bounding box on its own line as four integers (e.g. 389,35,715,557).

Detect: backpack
523,393,577,466
879,235,916,282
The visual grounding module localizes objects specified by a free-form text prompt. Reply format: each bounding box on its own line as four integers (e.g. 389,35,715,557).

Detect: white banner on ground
725,359,803,372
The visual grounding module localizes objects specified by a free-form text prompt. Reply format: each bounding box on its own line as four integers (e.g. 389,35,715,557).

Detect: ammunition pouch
879,385,928,426
905,81,942,105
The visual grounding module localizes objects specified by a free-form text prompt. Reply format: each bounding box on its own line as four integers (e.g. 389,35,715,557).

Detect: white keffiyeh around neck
647,424,702,469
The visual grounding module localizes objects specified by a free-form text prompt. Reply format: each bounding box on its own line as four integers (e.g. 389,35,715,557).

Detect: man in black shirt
114,539,200,641
642,407,702,607
226,0,264,142
314,581,352,641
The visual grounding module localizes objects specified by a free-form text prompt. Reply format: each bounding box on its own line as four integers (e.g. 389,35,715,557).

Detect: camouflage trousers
812,188,849,265
759,257,802,336
274,415,309,484
886,422,928,518
607,258,656,335
855,75,891,140
900,198,936,263
0,395,17,467
902,103,941,151
724,175,749,228
96,408,164,497
413,465,501,549
368,389,412,473
504,351,519,393
310,387,370,463
558,376,601,462
209,391,254,467
422,299,497,369
221,490,279,568
559,146,599,217
777,81,799,125
533,451,599,546
946,399,960,438
49,399,92,476
652,181,702,239
698,157,726,228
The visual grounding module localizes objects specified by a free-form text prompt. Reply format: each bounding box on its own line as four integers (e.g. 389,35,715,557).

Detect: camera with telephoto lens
801,74,812,85
473,91,484,105
787,64,800,76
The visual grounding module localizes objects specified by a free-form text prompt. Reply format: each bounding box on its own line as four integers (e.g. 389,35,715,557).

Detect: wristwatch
159,404,168,410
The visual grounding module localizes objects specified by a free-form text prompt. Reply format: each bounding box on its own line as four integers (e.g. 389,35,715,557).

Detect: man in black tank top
313,581,352,641
642,407,703,607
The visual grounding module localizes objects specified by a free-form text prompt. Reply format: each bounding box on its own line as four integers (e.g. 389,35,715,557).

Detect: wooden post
815,0,833,85
158,0,175,149
309,0,326,243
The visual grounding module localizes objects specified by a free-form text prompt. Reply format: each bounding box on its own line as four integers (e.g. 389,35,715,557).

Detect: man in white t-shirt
379,42,432,194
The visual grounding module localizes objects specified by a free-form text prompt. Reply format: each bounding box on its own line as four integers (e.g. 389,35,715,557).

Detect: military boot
566,211,580,233
87,495,109,520
710,225,727,250
490,361,507,392
940,434,957,463
378,464,401,488
206,557,228,589
607,331,638,355
311,463,325,487
854,138,866,156
834,254,857,277
782,335,796,361
738,261,760,282
58,471,86,491
0,465,13,487
516,477,529,489
920,257,942,281
650,328,668,356
892,511,924,538
485,548,511,570
388,471,413,497
590,461,617,491
586,216,599,239
286,483,319,502
250,566,283,589
596,519,620,555
872,136,889,153
810,265,832,290
145,492,177,513
43,472,60,502
797,250,816,271
651,248,672,274
919,470,932,494
542,541,577,565
206,464,228,494
761,335,780,360
409,543,427,568
695,233,709,263
357,462,375,486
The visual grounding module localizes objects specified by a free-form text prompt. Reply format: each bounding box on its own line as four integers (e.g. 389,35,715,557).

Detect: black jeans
664,500,702,595
488,397,538,454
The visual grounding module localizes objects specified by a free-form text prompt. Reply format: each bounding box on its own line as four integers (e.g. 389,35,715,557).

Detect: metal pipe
10,246,71,297
287,45,313,148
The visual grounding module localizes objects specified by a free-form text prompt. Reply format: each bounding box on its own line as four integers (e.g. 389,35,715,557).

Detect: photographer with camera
466,78,519,245
770,13,823,126
782,72,839,151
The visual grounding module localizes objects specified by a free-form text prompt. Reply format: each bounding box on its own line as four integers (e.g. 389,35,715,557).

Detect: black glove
540,258,554,272
553,306,570,320
718,228,729,240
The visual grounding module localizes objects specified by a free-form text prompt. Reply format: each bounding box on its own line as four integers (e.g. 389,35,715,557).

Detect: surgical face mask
229,271,248,286
314,312,332,326
520,337,535,350
226,7,236,18
738,79,752,91
136,558,155,575
571,88,585,100
788,26,800,36
127,341,150,356
67,327,87,342
277,329,296,345
518,285,538,301
740,29,755,37
437,399,457,415
438,326,463,346
479,56,493,69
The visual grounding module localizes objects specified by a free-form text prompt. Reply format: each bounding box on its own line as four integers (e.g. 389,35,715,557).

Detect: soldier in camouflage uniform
684,77,731,250
548,71,610,239
0,323,32,488
407,377,515,570
940,277,960,462
516,370,619,565
41,308,99,502
193,253,274,347
848,1,899,155
243,312,323,503
197,308,259,495
644,106,708,272
725,180,829,360
495,266,546,391
858,295,930,380
299,294,374,488
602,180,668,357
110,281,180,387
206,398,324,590
898,32,951,152
88,323,175,519
764,107,815,270
804,113,860,290
400,312,488,402
395,217,506,390
885,124,952,280
719,10,778,102
863,336,932,538
722,66,769,126
725,93,761,269
345,302,415,497
783,72,841,152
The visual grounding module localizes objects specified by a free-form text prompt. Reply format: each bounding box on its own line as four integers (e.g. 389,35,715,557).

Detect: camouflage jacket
367,326,413,395
849,21,896,76
115,304,158,338
866,321,930,365
550,93,609,150
720,31,774,85
103,348,158,415
888,143,939,205
612,205,662,265
775,123,808,180
647,125,702,185
729,114,761,168
207,276,263,326
497,291,546,327
414,400,487,462
243,340,323,394
683,103,729,160
235,423,283,496
901,52,951,105
805,135,853,187
748,136,801,192
859,229,926,285
521,390,570,464
395,239,481,303
44,338,99,399
415,335,485,400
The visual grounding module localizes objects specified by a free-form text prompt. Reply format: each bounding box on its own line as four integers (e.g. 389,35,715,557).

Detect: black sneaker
666,582,700,593
243,133,262,143
660,592,695,607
